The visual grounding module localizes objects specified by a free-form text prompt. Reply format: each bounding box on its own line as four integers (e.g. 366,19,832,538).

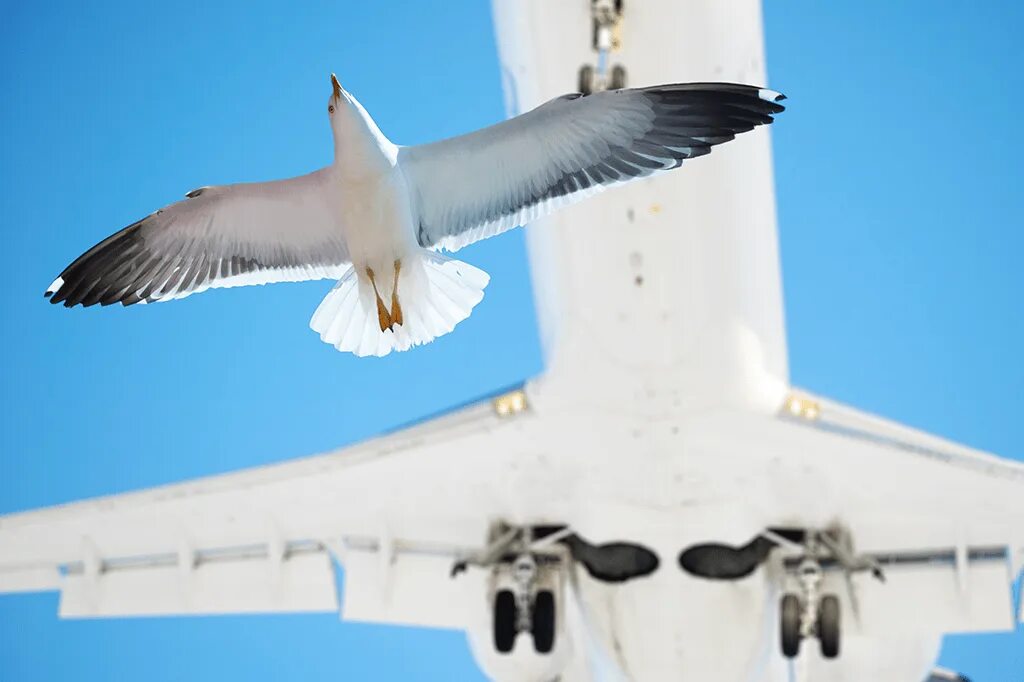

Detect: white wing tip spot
45,276,64,296
758,88,786,103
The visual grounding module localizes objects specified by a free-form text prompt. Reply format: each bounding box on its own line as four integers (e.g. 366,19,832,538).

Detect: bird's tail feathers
309,251,489,357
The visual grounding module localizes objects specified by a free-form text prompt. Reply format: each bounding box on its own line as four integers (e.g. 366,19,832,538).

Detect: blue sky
0,1,1021,680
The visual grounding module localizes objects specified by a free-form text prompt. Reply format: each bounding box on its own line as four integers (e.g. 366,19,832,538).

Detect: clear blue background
1,1,1021,679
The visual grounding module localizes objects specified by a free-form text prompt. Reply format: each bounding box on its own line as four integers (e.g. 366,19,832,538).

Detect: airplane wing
764,390,1024,634
3,382,1019,681
0,388,535,626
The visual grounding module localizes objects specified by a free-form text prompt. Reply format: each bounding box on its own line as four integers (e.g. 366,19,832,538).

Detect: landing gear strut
578,0,627,94
774,527,881,660
779,554,840,659
455,524,568,655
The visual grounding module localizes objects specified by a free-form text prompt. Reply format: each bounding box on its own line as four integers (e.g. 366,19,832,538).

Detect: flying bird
45,75,785,356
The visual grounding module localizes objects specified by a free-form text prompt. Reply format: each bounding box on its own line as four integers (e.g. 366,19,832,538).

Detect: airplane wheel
493,590,518,654
578,65,594,95
610,64,627,90
780,593,801,658
818,595,840,659
531,589,556,654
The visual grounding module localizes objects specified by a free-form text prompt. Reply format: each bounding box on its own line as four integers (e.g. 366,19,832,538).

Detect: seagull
45,74,785,357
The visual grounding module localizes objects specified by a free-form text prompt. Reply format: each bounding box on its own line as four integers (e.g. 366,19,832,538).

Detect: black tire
818,595,840,659
780,594,801,658
610,64,627,90
493,590,518,654
578,65,594,95
531,590,556,654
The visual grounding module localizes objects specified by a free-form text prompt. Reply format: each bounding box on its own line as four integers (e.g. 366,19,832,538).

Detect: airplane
1,1,1021,680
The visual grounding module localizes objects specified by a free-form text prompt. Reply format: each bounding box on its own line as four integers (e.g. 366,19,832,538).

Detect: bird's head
326,73,365,141
328,73,348,118
325,73,393,168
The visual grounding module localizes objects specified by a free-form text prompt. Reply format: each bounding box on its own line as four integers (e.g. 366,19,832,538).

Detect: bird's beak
331,73,343,101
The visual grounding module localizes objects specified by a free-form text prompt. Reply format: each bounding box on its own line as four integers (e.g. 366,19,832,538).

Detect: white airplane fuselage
473,1,989,680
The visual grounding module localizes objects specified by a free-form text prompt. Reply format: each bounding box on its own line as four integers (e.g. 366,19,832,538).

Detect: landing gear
779,555,840,659
493,548,562,655
493,589,517,653
771,524,885,660
578,64,627,95
768,525,885,660
531,590,556,654
610,64,627,90
779,591,841,658
578,0,626,94
780,593,802,658
578,65,595,96
456,524,569,656
818,594,841,659
492,583,557,654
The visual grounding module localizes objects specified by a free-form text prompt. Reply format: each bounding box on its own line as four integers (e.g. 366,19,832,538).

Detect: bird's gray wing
46,170,349,307
399,82,785,252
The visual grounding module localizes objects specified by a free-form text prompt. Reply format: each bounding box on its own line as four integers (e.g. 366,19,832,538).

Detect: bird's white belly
338,167,418,278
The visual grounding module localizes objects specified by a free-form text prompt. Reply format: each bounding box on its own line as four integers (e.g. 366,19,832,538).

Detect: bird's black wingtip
44,276,64,303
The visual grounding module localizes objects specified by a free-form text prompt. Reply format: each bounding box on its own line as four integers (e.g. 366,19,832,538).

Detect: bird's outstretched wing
399,83,785,252
46,170,349,307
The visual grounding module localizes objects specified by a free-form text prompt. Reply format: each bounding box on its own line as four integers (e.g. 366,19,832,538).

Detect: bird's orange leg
390,260,404,328
366,267,392,332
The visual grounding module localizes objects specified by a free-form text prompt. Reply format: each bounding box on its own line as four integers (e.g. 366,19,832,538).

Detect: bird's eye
328,104,335,114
